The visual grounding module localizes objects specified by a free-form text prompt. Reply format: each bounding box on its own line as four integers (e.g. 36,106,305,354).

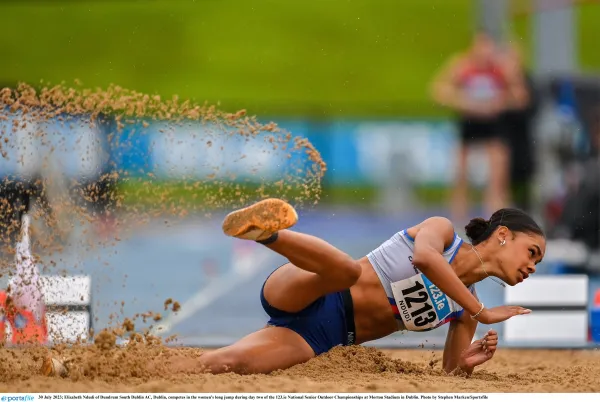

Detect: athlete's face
493,229,546,286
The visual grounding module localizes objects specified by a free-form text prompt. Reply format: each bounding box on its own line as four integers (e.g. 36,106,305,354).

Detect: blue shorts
260,276,356,356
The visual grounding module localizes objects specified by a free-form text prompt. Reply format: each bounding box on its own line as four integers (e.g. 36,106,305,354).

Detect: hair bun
465,217,489,244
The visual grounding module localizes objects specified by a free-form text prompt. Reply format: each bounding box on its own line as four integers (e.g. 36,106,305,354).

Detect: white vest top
367,229,476,332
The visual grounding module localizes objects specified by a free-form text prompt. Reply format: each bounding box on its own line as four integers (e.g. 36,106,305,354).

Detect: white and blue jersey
367,229,475,332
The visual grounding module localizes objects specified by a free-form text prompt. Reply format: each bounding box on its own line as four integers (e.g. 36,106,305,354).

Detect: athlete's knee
198,348,251,375
335,257,361,288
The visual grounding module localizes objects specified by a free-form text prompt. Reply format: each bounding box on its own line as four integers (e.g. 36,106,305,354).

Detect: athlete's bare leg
190,199,361,374
451,144,469,224
222,198,361,312
168,326,315,375
484,139,511,216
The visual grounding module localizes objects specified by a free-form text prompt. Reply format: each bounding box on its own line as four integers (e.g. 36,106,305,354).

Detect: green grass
115,179,531,210
509,11,534,67
578,3,600,72
3,1,595,119
116,179,379,210
0,0,475,118
115,178,536,211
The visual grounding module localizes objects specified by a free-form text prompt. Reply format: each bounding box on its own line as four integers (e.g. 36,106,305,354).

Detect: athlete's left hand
459,329,498,370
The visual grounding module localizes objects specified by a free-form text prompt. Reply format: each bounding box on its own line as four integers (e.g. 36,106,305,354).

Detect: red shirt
456,62,507,103
0,291,48,345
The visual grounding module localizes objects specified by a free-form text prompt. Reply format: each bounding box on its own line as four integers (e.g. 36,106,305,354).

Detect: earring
500,239,506,246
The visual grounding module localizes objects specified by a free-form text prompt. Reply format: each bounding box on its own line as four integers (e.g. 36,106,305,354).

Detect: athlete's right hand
475,305,532,325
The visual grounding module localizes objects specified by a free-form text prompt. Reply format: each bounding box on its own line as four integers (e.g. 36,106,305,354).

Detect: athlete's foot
222,198,298,242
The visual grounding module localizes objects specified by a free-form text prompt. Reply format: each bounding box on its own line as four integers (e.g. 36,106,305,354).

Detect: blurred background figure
499,42,539,213
431,30,528,224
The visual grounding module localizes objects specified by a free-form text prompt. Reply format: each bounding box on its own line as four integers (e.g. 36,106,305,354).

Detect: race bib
390,273,453,332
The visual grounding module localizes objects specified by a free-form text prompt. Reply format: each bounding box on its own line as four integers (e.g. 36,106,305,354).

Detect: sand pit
1,345,599,393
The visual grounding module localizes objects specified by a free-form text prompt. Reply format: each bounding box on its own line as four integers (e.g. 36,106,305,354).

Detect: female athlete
430,31,529,223
169,198,545,376
44,198,545,377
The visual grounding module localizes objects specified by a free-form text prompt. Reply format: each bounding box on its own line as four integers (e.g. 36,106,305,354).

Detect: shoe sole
222,198,298,240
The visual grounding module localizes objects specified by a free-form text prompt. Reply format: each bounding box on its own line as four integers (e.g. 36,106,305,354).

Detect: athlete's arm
411,217,483,317
412,217,531,325
498,46,529,110
430,57,463,110
443,308,478,375
430,56,484,115
442,290,498,375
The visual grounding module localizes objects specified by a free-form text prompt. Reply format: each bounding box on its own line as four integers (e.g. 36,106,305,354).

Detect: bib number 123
401,280,437,328
391,274,451,331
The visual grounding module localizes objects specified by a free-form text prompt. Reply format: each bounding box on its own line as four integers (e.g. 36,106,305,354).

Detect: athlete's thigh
263,262,342,313
200,326,315,374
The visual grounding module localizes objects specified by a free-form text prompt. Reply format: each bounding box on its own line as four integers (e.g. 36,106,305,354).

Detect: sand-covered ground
1,345,599,393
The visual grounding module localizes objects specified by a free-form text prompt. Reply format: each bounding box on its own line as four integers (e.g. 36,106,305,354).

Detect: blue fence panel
1,113,469,187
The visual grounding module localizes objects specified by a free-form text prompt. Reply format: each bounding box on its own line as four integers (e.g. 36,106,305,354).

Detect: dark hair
465,208,544,246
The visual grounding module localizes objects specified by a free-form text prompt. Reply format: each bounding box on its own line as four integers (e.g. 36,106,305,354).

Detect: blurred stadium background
1,0,600,349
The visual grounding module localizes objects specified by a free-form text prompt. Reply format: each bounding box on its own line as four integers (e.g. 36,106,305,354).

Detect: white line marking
151,244,271,336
